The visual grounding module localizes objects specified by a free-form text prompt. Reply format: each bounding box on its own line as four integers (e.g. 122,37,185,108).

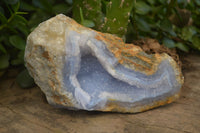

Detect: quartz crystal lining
75,54,180,110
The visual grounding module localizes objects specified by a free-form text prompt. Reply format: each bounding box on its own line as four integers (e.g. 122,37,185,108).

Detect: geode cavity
25,14,183,113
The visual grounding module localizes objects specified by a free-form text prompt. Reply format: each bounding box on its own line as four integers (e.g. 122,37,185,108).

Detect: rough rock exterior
25,14,184,113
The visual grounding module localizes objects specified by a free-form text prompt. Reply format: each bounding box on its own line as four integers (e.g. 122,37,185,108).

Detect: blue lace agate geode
25,14,183,113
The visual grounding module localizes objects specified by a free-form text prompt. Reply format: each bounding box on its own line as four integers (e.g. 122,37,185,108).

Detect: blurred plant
0,0,28,78
0,0,72,87
73,0,134,38
73,0,102,29
21,0,72,30
126,0,200,52
101,0,134,37
73,0,200,52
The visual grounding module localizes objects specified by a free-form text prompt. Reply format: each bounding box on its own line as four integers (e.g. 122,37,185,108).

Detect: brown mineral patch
95,34,163,75
26,62,34,70
42,51,51,61
52,94,73,107
101,92,180,113
48,80,56,92
133,38,182,68
52,95,62,104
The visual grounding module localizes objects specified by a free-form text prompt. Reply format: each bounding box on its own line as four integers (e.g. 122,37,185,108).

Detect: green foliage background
0,0,199,87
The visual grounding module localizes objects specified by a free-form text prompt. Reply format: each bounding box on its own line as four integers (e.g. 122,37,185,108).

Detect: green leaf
20,1,36,11
158,0,166,4
0,12,7,24
195,0,200,6
17,50,24,60
192,35,200,50
163,38,176,48
9,15,28,29
12,1,20,12
0,44,7,54
16,11,28,15
135,1,151,15
81,20,95,28
152,5,164,15
7,4,14,15
52,4,71,14
160,19,172,31
28,10,50,28
11,50,24,65
147,0,155,5
136,17,151,32
3,0,19,5
160,19,176,36
32,0,53,13
177,0,188,5
0,6,4,14
79,7,95,28
9,35,26,50
65,0,73,5
79,7,84,23
16,69,35,88
6,25,18,33
0,36,10,46
13,15,28,24
181,26,197,41
0,55,9,70
32,0,43,8
11,59,23,65
16,23,30,36
175,42,189,52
